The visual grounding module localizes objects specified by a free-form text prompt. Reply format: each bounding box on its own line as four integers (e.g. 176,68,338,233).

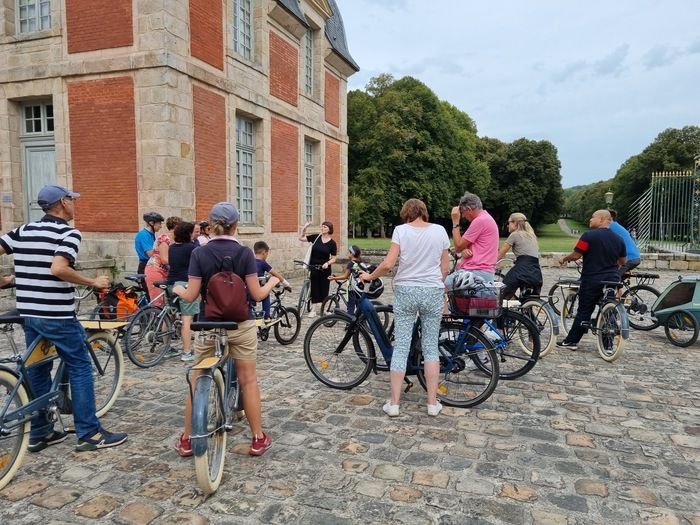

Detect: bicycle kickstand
403,377,414,393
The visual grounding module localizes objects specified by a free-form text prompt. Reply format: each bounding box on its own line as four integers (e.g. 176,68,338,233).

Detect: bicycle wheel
520,299,556,357
596,302,626,362
192,368,226,496
487,310,541,379
0,370,30,491
416,321,499,408
320,295,340,327
297,280,311,314
622,284,660,331
547,283,562,316
273,306,301,345
560,290,579,336
303,315,374,389
664,310,699,347
86,331,124,417
124,307,173,368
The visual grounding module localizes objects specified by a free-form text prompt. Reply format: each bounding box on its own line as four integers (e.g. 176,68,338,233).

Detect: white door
23,144,56,222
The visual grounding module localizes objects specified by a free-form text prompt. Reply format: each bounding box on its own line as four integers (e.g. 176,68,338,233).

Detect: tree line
564,126,700,225
348,74,564,236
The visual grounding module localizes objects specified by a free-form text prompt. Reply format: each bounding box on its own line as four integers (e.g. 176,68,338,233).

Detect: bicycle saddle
191,321,239,331
0,310,23,325
124,274,146,282
154,280,169,289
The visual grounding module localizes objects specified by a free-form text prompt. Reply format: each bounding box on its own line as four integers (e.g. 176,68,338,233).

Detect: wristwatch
452,224,460,229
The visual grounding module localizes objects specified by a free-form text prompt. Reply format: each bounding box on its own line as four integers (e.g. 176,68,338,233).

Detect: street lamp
604,189,614,206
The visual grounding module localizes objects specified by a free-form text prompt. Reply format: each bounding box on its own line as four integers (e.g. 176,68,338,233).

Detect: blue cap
37,185,80,210
209,202,240,227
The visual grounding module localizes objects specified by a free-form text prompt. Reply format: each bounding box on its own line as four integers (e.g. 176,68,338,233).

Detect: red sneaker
175,433,192,457
249,432,272,456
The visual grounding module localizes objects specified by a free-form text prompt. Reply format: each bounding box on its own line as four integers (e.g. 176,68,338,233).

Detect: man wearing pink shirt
450,192,499,281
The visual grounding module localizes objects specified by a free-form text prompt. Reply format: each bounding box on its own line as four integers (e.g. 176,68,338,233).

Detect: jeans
347,294,357,316
565,277,615,344
24,316,100,440
261,296,271,318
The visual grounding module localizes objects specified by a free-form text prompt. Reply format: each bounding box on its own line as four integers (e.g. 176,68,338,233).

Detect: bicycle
444,282,542,380
303,275,500,408
187,319,242,495
123,281,182,368
559,280,631,362
495,266,559,358
251,283,301,345
0,312,125,490
293,260,324,314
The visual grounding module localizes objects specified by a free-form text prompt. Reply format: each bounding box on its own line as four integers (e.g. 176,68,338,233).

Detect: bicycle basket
447,284,504,318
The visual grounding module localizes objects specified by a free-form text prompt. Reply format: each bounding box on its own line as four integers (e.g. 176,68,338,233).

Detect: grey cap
37,185,80,210
209,202,240,227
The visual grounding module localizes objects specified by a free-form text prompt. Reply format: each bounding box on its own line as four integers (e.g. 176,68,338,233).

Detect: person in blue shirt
134,212,164,275
253,241,290,321
609,209,641,278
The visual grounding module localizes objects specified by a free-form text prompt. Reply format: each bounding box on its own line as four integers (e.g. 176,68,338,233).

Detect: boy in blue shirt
134,212,163,274
254,241,290,321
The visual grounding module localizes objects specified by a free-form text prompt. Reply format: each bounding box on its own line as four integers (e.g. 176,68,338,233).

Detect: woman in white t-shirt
361,199,450,417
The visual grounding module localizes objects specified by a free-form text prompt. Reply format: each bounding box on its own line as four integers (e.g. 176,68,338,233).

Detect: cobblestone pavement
1,268,699,525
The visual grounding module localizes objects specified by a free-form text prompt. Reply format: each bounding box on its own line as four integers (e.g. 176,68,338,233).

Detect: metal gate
627,155,700,253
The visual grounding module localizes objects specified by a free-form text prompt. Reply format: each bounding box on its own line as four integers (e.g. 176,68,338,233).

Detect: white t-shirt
391,223,450,287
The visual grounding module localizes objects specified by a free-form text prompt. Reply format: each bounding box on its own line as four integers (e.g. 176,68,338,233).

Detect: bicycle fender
544,303,560,336
616,303,630,339
191,357,221,370
191,371,215,457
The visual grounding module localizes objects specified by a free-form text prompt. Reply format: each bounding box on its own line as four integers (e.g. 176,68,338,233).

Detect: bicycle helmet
143,211,164,223
447,270,475,292
350,274,384,299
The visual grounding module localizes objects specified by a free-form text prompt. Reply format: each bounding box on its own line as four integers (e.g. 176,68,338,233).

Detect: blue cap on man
37,185,80,210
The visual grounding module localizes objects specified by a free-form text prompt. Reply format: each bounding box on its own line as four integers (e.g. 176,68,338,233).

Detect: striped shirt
0,215,80,319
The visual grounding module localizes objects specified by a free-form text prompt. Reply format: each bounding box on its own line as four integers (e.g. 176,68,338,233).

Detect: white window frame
16,0,52,35
303,140,315,223
233,0,253,60
303,29,314,96
236,116,255,224
20,102,54,137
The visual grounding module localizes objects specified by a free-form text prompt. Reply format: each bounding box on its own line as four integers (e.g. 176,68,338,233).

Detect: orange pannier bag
97,283,138,320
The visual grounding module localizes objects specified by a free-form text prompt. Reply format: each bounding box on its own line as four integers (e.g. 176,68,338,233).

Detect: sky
338,0,700,188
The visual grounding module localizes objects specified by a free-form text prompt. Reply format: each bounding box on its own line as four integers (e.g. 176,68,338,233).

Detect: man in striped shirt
0,185,127,452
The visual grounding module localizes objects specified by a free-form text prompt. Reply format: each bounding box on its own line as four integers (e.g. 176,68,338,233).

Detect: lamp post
604,190,614,206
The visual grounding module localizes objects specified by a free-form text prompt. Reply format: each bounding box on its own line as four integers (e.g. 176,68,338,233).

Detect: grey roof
276,0,309,27
325,0,360,72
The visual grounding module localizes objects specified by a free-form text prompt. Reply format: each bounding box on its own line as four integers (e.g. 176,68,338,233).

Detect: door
23,143,56,222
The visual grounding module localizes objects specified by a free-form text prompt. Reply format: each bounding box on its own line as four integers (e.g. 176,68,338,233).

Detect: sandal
175,433,193,457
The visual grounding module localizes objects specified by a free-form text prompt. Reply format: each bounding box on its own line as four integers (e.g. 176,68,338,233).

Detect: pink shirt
459,210,499,272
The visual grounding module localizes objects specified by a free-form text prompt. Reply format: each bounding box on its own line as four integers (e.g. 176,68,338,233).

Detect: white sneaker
427,402,443,416
307,310,317,318
382,401,399,417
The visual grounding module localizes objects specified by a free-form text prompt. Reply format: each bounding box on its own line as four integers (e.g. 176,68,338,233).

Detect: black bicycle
251,283,301,344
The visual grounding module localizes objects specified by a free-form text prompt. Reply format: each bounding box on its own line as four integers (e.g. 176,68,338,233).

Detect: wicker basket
447,284,504,318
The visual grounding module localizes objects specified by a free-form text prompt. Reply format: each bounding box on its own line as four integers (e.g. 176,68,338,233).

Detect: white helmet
446,270,475,291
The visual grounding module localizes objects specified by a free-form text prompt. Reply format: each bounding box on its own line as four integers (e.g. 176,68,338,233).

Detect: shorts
194,319,257,363
173,281,200,317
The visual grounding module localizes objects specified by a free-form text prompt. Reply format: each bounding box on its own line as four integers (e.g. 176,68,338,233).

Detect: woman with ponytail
498,213,543,298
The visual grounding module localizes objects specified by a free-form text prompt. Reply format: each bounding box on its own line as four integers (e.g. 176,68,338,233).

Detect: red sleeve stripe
574,239,589,253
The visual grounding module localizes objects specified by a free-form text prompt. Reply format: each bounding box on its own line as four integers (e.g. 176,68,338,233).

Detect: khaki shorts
194,320,257,363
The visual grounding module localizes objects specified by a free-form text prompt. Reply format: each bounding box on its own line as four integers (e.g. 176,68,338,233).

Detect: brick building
0,0,358,273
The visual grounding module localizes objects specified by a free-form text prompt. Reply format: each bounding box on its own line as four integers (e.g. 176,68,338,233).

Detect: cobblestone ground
1,269,699,525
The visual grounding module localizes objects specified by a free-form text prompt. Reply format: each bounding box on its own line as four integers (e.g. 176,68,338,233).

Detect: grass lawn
352,221,579,253
564,218,588,233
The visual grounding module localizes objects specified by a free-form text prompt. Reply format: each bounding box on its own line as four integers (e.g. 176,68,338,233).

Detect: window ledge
238,225,265,235
6,26,61,43
300,92,323,107
226,49,265,74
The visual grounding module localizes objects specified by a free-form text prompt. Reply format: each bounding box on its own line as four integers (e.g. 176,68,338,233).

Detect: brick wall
193,85,226,220
324,71,340,127
269,31,298,107
271,117,299,232
66,0,133,53
325,139,340,241
68,76,138,232
189,0,223,70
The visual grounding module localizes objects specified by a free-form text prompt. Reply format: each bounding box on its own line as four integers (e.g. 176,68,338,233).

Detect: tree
347,75,489,233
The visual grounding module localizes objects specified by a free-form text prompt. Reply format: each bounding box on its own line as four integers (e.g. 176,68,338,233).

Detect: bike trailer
651,275,700,324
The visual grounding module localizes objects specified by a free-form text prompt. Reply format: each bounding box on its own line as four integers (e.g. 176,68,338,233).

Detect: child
254,241,290,321
328,245,362,315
